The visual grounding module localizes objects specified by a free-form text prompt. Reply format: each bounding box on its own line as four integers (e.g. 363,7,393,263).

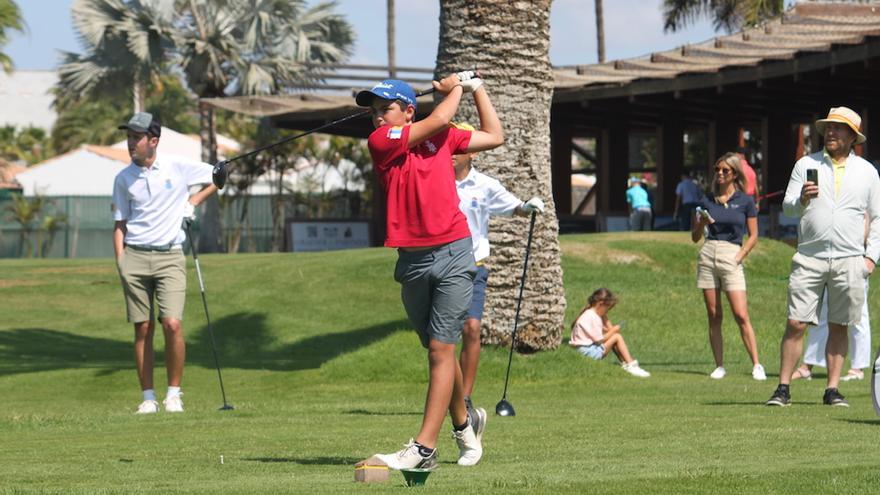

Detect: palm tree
57,0,175,112
387,0,395,77
662,0,785,33
595,0,605,63
5,193,45,258
173,0,353,251
0,0,24,74
436,0,565,351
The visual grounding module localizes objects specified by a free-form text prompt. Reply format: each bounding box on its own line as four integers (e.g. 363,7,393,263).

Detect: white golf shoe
163,394,184,413
374,439,438,470
453,424,483,466
135,400,159,414
752,364,767,381
710,366,727,379
622,360,651,378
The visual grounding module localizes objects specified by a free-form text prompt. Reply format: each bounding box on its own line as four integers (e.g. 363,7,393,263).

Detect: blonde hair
713,152,747,196
570,288,618,332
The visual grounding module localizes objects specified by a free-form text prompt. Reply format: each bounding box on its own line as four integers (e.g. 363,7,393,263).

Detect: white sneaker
374,439,438,470
622,360,651,378
752,364,767,381
452,424,483,466
135,400,159,414
710,366,726,379
163,394,184,413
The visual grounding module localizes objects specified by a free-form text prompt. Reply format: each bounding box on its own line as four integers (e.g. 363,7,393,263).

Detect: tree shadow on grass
343,409,422,416
0,315,409,376
837,418,880,426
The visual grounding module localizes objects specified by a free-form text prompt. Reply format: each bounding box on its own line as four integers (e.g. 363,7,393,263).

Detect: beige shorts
697,240,746,291
787,252,868,326
117,246,187,323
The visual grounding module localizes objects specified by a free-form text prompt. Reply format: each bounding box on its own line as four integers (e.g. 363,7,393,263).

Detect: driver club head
495,398,515,417
212,160,228,189
219,404,234,411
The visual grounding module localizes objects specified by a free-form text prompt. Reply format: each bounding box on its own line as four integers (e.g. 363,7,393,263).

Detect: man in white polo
452,122,544,425
766,106,880,408
112,112,218,414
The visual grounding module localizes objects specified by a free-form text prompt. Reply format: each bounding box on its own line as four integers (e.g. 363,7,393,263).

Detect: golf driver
212,70,478,189
496,211,538,417
184,221,234,411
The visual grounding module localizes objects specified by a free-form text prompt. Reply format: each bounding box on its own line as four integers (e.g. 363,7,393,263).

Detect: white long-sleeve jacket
783,150,880,262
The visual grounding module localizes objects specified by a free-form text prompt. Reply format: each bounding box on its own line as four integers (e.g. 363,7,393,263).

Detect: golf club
212,70,478,189
496,211,537,417
184,221,234,411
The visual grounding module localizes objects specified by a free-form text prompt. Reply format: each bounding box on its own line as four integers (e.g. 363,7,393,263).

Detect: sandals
841,369,865,382
791,367,812,380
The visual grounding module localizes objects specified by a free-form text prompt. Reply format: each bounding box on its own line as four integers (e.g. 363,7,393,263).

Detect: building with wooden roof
204,1,880,234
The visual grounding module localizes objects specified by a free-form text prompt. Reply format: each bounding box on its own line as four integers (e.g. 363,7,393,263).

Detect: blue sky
6,0,718,71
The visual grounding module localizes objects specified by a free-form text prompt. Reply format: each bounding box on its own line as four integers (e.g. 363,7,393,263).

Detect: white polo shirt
783,150,880,262
112,155,214,247
456,168,522,262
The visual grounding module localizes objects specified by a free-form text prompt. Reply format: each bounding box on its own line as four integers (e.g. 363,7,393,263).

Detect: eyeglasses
714,168,734,175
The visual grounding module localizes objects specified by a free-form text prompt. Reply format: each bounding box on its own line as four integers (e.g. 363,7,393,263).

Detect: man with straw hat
767,107,880,408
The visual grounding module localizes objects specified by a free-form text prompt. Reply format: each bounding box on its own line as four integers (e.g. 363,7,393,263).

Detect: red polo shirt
368,124,472,247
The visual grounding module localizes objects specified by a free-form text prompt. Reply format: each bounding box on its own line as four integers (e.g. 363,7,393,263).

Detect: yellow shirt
823,150,847,197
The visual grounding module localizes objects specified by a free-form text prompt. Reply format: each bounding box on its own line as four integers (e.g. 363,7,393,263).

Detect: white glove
521,197,545,214
456,70,477,82
460,77,483,93
183,201,196,222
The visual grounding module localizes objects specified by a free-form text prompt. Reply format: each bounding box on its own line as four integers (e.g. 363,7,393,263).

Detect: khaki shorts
697,240,746,291
788,252,868,326
117,246,187,323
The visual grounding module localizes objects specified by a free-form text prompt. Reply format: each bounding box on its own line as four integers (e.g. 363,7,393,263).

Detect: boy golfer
357,73,503,469
452,121,544,420
112,112,217,414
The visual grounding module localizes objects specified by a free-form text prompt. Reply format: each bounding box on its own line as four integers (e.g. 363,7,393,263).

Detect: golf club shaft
500,211,537,400
223,86,439,166
185,223,232,408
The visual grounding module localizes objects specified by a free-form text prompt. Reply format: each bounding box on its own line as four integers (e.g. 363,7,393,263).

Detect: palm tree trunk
595,0,605,63
437,0,565,351
133,79,145,113
197,99,222,252
387,0,396,78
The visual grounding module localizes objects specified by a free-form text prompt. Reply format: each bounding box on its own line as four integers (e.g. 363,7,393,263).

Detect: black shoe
823,387,849,407
765,386,791,407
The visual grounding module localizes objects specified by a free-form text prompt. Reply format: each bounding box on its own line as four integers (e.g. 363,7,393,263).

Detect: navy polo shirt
699,191,757,245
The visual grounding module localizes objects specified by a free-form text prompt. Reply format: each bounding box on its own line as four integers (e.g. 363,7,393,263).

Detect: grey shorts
394,237,477,348
118,246,187,323
787,252,869,326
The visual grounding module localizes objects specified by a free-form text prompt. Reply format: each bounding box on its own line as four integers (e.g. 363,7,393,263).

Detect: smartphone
806,168,818,185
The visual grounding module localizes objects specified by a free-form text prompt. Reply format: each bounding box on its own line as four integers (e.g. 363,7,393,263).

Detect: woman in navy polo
692,152,766,381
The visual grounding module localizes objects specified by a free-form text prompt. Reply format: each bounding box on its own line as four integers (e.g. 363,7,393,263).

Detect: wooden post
550,110,573,217
763,113,798,204
659,117,684,214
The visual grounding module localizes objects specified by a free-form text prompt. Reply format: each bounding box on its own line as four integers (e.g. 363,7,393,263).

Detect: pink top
570,308,604,346
740,157,757,196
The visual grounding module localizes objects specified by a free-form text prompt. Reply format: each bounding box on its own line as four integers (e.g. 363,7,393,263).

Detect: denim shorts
576,344,606,360
466,266,490,321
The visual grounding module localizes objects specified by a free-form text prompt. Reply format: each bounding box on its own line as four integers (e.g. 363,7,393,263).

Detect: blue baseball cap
356,79,417,109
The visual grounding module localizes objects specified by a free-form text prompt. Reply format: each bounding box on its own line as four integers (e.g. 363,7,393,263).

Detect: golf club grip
416,69,479,97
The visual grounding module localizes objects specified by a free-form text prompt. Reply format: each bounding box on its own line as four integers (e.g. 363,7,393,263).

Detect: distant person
692,152,765,381
626,177,652,231
112,112,218,414
569,288,650,378
737,147,761,210
766,107,880,408
674,171,703,231
452,121,544,435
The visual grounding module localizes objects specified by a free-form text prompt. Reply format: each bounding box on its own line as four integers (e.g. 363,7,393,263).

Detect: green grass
2,232,880,494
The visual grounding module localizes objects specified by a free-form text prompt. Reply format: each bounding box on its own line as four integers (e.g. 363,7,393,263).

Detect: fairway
3,232,880,494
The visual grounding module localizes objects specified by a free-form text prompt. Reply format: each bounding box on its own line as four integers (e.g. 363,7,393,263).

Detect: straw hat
815,106,866,144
